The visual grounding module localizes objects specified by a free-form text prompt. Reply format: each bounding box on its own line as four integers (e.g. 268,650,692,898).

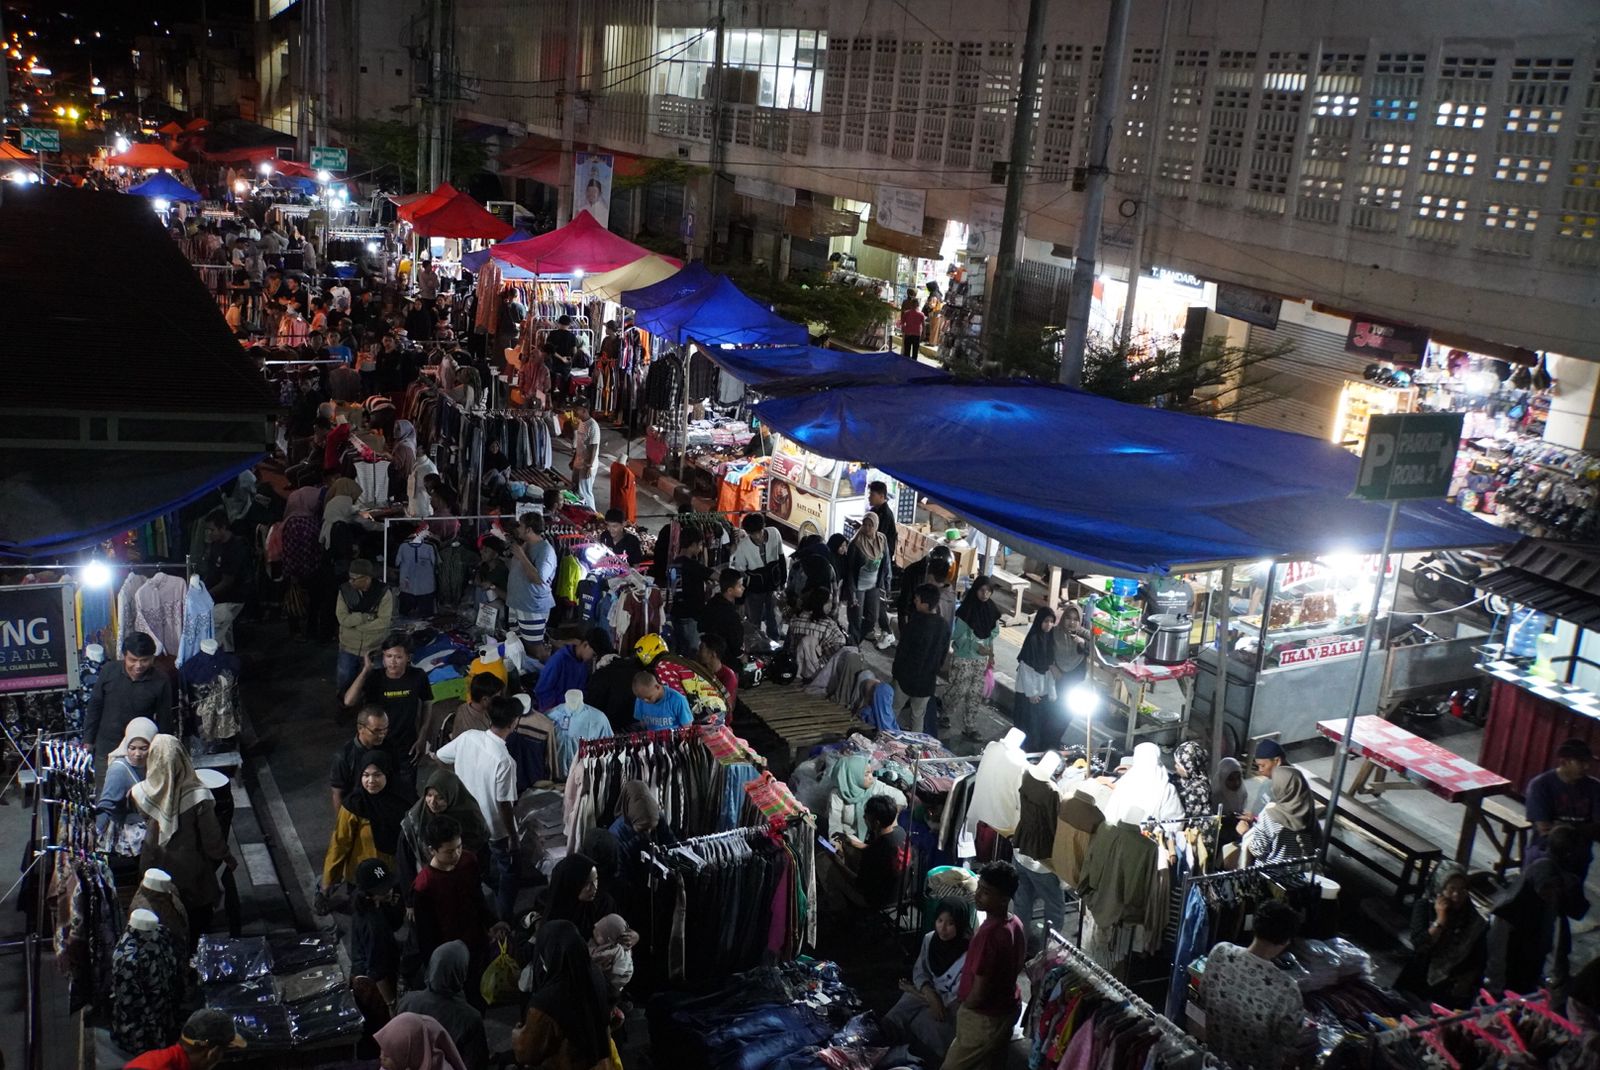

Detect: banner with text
0,584,79,694
874,185,926,237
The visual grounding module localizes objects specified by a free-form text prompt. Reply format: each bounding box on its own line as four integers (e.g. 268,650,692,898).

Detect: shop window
656,25,828,113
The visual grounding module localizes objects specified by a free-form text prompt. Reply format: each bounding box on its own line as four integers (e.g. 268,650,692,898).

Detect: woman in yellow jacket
322,749,410,893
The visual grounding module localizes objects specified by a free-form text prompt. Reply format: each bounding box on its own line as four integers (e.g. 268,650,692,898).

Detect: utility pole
558,0,582,224
1058,0,1132,387
986,0,1049,348
296,4,310,160
427,0,446,188
318,0,329,147
199,0,213,121
706,0,727,263
1117,0,1174,345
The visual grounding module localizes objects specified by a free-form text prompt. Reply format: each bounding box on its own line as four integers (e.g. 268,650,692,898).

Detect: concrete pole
1117,0,1174,346
706,0,727,263
558,0,581,225
1058,0,1132,387
985,0,1049,348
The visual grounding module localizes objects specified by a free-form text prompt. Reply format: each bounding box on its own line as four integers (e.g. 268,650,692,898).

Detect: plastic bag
195,935,273,984
480,940,521,1006
981,664,996,698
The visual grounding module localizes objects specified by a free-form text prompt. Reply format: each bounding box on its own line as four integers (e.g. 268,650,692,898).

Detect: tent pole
1320,500,1399,861
1208,564,1233,765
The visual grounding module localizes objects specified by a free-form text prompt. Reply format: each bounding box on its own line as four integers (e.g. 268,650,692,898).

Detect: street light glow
316,169,332,183
258,162,274,175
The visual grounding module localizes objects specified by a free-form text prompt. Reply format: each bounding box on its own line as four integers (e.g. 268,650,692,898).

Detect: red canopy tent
106,143,190,170
397,183,457,223
492,211,676,275
158,121,184,136
409,186,513,240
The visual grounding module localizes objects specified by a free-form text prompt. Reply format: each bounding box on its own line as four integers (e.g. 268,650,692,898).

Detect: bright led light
152,197,169,211
573,268,585,280
366,241,380,253
335,187,349,202
258,161,274,175
81,561,113,589
233,178,248,194
1066,685,1099,719
113,135,129,153
316,168,331,182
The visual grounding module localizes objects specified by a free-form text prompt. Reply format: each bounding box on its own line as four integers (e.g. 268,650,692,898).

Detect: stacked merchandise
197,933,361,1049
1091,577,1147,660
1455,438,1599,541
647,960,886,1070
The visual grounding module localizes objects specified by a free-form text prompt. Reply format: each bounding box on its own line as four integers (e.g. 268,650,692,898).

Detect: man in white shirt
435,695,521,921
570,401,602,510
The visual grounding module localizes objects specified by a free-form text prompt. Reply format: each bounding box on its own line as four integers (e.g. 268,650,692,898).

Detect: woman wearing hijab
1105,741,1186,825
374,1011,468,1070
397,768,490,893
1241,765,1320,865
884,900,972,1059
1397,863,1487,1006
606,780,678,859
96,716,158,852
1014,608,1060,750
1212,756,1249,816
131,735,230,951
541,853,615,941
844,512,890,646
1486,828,1573,993
281,485,323,640
825,754,906,842
396,942,488,1068
579,827,626,903
1172,741,1215,823
512,921,617,1070
321,750,410,893
945,578,1000,740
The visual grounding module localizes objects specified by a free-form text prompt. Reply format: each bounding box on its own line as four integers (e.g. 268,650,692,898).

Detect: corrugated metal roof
0,185,279,415
1480,537,1600,630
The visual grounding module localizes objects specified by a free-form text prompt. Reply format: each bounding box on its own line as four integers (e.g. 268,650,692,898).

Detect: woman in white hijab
1103,742,1185,825
131,735,230,951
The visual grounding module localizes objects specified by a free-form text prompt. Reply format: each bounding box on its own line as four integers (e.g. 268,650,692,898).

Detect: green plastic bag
480,939,520,1006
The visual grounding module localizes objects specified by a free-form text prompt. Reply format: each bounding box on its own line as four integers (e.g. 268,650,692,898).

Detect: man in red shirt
942,861,1025,1070
125,1008,244,1069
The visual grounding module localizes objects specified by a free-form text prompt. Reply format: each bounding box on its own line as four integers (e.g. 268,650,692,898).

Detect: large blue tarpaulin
620,261,714,311
127,173,201,202
753,381,1517,575
461,228,531,272
632,275,807,347
709,345,951,392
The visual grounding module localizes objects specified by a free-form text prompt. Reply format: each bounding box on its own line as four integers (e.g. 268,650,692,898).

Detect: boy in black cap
124,1008,244,1069
350,857,405,1006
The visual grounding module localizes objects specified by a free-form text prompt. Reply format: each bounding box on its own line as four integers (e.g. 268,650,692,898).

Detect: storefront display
1332,378,1417,453
765,436,902,539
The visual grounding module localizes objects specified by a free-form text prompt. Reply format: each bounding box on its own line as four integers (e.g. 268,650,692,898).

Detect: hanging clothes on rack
178,646,244,743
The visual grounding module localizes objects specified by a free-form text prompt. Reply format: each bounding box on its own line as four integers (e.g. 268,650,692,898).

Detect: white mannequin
199,638,219,655
141,868,176,894
190,574,205,590
129,908,160,932
1028,750,1061,780
564,688,585,713
1002,727,1026,750
85,644,106,664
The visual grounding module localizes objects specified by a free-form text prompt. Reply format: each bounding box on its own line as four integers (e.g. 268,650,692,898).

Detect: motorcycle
1410,549,1510,617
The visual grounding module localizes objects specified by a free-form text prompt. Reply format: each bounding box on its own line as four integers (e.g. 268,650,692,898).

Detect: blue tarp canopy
709,345,952,393
620,261,714,311
127,173,201,202
632,275,807,347
753,381,1518,576
461,228,532,273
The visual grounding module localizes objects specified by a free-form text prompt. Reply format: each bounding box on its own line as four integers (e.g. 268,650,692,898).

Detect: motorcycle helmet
740,654,768,689
1390,369,1412,387
1363,362,1384,382
633,633,668,666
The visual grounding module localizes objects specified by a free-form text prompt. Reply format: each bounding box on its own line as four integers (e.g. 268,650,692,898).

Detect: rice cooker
1146,613,1192,665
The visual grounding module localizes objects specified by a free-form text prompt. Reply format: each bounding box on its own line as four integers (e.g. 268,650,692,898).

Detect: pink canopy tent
491,211,678,275
409,186,514,240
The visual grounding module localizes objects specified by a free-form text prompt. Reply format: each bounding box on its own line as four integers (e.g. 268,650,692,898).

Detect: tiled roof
0,185,278,415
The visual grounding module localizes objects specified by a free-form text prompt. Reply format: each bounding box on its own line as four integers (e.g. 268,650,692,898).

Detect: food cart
764,435,909,540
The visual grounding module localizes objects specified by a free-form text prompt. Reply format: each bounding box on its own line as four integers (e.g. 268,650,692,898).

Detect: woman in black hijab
321,749,411,892
579,828,625,903
1014,607,1059,750
512,920,614,1070
541,852,615,941
946,578,1001,739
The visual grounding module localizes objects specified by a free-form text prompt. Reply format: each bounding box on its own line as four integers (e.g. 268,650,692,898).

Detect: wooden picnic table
1316,715,1511,864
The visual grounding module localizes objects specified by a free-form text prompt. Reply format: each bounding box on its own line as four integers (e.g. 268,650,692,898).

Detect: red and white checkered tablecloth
1316,715,1510,803
1120,660,1197,684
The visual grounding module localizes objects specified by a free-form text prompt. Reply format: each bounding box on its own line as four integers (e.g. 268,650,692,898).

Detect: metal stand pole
1320,500,1400,859
1209,563,1234,762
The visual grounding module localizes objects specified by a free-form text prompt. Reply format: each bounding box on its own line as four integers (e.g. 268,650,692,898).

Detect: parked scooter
1411,550,1510,616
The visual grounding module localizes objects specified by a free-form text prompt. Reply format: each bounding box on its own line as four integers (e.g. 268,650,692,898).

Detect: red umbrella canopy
106,143,190,170
397,183,457,223
409,187,513,240
492,211,666,275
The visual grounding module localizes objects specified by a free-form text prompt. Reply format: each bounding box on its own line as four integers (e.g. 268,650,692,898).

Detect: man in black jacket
698,568,748,665
867,482,899,645
585,654,645,732
891,583,950,732
83,632,174,764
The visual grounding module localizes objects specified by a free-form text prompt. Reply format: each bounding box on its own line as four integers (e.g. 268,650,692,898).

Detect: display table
1477,658,1600,792
1316,715,1510,863
1088,656,1195,751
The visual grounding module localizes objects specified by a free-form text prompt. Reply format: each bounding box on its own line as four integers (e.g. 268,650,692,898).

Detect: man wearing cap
336,560,395,693
1249,738,1289,815
124,1008,244,1069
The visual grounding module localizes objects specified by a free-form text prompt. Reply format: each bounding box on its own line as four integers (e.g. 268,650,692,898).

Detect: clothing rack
1185,855,1319,887
577,724,705,757
1039,927,1207,1053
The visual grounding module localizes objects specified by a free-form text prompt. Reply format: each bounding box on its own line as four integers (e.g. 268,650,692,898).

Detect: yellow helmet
634,633,668,666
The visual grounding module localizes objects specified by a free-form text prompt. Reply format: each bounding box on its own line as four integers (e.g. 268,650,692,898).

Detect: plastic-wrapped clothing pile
197,934,360,1049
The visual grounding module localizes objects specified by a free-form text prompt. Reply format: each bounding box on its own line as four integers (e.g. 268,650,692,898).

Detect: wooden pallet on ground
740,685,861,769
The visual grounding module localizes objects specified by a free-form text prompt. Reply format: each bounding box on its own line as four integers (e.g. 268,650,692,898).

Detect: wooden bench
1301,770,1443,901
989,567,1031,626
1476,796,1533,879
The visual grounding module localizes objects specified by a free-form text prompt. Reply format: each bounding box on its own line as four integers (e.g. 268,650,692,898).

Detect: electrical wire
463,27,713,86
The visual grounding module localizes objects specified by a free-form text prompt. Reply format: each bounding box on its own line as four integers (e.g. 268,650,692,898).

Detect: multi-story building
291,1,1600,440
